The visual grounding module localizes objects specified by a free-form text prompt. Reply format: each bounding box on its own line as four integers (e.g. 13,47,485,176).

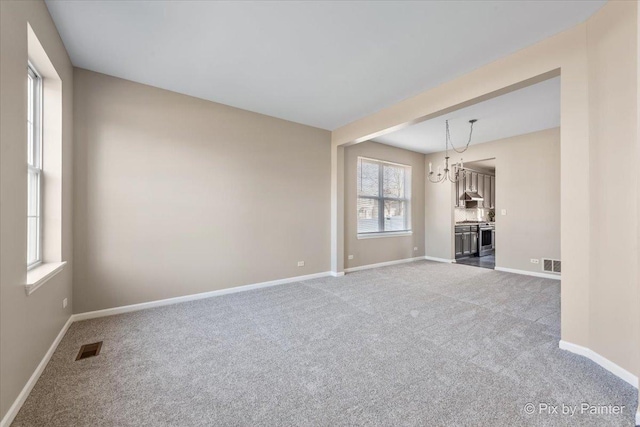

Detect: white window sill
357,231,413,240
25,261,67,296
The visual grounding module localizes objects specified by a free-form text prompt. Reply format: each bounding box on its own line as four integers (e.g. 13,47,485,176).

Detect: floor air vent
542,259,561,274
76,341,102,361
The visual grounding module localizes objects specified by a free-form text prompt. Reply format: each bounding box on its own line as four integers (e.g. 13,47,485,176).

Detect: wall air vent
76,341,103,361
542,259,561,274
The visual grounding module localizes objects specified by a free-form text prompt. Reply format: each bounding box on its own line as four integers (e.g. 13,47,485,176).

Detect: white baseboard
344,256,425,273
494,266,561,280
424,256,455,263
559,340,638,389
329,271,345,277
4,267,635,427
635,410,640,426
73,271,332,321
0,316,74,427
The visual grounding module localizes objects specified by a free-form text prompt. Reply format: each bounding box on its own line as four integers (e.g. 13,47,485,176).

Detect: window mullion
378,163,384,232
379,197,408,202
405,173,409,230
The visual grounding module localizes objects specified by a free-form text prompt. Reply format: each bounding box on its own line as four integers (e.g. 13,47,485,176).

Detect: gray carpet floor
12,261,638,426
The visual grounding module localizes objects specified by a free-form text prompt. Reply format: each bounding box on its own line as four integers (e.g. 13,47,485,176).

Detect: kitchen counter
455,222,496,259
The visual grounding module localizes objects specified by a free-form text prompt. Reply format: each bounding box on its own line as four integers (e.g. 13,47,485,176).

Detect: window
357,157,411,236
27,64,42,269
24,24,67,294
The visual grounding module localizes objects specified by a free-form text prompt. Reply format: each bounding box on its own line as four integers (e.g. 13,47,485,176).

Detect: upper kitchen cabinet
463,170,471,192
482,175,490,209
455,169,466,207
454,169,496,210
452,155,496,210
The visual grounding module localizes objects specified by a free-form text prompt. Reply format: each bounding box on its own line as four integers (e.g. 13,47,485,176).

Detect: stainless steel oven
479,225,494,256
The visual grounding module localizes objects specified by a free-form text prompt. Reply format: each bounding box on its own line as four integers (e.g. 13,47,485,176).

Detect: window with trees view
357,157,411,235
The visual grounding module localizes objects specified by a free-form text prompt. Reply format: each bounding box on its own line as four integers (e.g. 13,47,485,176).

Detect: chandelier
428,119,477,183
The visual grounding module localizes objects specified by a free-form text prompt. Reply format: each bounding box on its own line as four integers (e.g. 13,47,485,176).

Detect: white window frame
27,63,43,270
357,157,412,238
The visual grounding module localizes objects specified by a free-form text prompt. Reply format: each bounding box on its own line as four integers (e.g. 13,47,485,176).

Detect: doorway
453,159,496,270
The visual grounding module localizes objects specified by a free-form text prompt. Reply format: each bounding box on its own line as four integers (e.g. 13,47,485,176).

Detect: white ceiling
45,1,603,130
374,76,560,154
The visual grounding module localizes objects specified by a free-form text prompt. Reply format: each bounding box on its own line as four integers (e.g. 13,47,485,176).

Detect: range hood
464,191,484,201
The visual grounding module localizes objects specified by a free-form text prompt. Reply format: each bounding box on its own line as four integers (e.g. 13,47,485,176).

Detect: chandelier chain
446,119,475,154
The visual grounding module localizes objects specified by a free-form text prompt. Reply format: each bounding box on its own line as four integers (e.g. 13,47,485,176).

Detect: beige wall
637,0,640,416
586,2,640,380
331,0,639,386
0,0,74,420
425,128,561,272
73,69,331,313
344,141,425,269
